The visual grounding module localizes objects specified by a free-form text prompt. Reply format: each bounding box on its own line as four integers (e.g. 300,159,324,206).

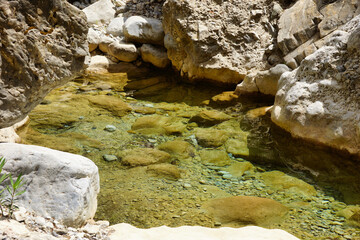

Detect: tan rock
203,196,288,227
131,115,186,135
195,128,229,147
108,41,139,62
210,91,239,106
147,163,181,180
133,106,156,115
121,148,171,167
86,55,116,74
199,149,231,167
158,140,195,160
261,171,317,197
246,106,272,119
226,162,255,177
140,44,170,68
88,28,101,52
190,110,231,126
86,95,132,117
338,205,360,227
225,138,249,157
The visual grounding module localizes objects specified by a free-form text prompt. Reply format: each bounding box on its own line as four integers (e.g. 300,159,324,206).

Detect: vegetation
0,156,26,218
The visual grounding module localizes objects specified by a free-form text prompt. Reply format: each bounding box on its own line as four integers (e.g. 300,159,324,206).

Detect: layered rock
0,143,100,227
272,15,360,156
162,0,274,85
0,0,89,128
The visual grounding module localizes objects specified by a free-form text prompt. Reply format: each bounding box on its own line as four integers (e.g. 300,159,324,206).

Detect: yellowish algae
17,71,360,239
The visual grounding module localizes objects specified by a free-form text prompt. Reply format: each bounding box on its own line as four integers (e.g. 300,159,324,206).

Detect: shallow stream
18,68,360,239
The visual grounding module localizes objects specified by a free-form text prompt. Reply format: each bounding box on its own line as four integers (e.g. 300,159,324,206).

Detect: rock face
0,0,89,128
162,0,273,85
272,15,360,156
0,143,100,227
108,223,300,240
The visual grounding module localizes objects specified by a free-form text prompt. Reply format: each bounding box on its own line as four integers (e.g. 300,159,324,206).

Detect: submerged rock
121,148,171,167
86,95,132,117
195,128,229,147
131,115,186,135
199,149,230,167
158,140,195,161
0,143,99,227
0,0,89,128
190,110,231,127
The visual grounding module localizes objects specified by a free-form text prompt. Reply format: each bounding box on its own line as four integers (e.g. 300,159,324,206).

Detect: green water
17,69,360,239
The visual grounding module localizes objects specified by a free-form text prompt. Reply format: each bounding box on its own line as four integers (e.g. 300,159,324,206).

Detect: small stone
172,215,181,218
222,174,233,180
82,223,101,234
103,154,118,162
104,125,117,132
214,222,222,227
183,183,192,188
199,179,206,184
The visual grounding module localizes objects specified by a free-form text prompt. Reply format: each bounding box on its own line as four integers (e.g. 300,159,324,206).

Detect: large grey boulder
123,16,164,45
162,0,274,85
272,15,360,157
106,16,126,37
82,0,115,26
0,143,100,227
0,0,89,128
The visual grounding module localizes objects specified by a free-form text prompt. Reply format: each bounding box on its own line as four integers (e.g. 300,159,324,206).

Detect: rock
226,162,255,178
88,28,101,52
261,171,317,197
133,106,157,115
246,106,272,119
124,16,164,45
121,148,171,167
203,196,288,228
162,0,273,85
106,16,126,37
82,223,101,234
236,64,291,96
199,150,231,167
272,16,360,157
0,0,88,128
338,205,360,227
82,0,115,25
131,115,186,135
189,110,231,127
210,91,239,106
225,138,249,157
103,154,118,162
108,41,139,62
86,95,132,117
104,125,117,132
86,55,116,73
108,223,300,240
99,35,116,53
0,143,99,227
140,44,170,68
0,116,28,143
147,163,181,180
195,128,229,147
157,140,195,160
125,76,166,90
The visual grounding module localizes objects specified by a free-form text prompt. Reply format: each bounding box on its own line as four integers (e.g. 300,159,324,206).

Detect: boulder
108,223,300,240
189,110,232,127
108,41,139,62
147,163,181,180
0,0,88,128
272,16,360,157
88,28,101,52
99,35,116,53
140,44,170,68
86,55,116,73
162,0,273,85
106,16,126,37
199,149,231,167
0,143,99,227
124,16,164,45
121,148,171,167
203,196,288,228
82,0,115,25
157,140,195,160
195,128,229,148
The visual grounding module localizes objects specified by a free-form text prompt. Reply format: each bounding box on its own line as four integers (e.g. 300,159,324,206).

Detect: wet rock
246,106,272,119
147,163,181,180
83,0,115,26
104,125,117,132
140,44,170,68
121,148,171,167
107,16,126,37
210,92,239,106
0,143,99,227
195,128,229,147
0,0,88,128
203,196,288,228
124,16,164,45
199,149,231,167
125,76,166,90
261,171,317,197
88,28,101,52
190,110,231,127
158,140,195,160
226,162,255,178
103,154,118,162
225,138,249,157
108,41,139,62
86,95,132,117
131,115,186,135
338,205,360,227
133,106,156,115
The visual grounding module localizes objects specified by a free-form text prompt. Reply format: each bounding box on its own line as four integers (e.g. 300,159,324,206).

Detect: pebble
183,183,192,188
199,179,206,184
104,125,117,132
103,154,118,162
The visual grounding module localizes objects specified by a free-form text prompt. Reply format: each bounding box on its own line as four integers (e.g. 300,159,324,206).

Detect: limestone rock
86,55,116,74
82,0,115,25
195,128,229,147
0,116,28,143
272,16,360,156
261,171,317,197
0,143,99,227
131,115,187,135
140,44,170,68
190,110,231,127
86,95,132,117
109,223,299,240
124,16,164,45
203,196,288,228
199,150,231,167
88,28,101,52
106,16,126,37
147,163,181,180
0,0,88,128
162,0,273,85
158,140,195,160
108,41,139,62
121,148,171,167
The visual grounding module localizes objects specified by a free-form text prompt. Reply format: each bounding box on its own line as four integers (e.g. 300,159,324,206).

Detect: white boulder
88,28,101,52
0,143,100,227
107,16,126,37
108,41,139,62
83,0,115,26
86,55,116,73
124,16,164,45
